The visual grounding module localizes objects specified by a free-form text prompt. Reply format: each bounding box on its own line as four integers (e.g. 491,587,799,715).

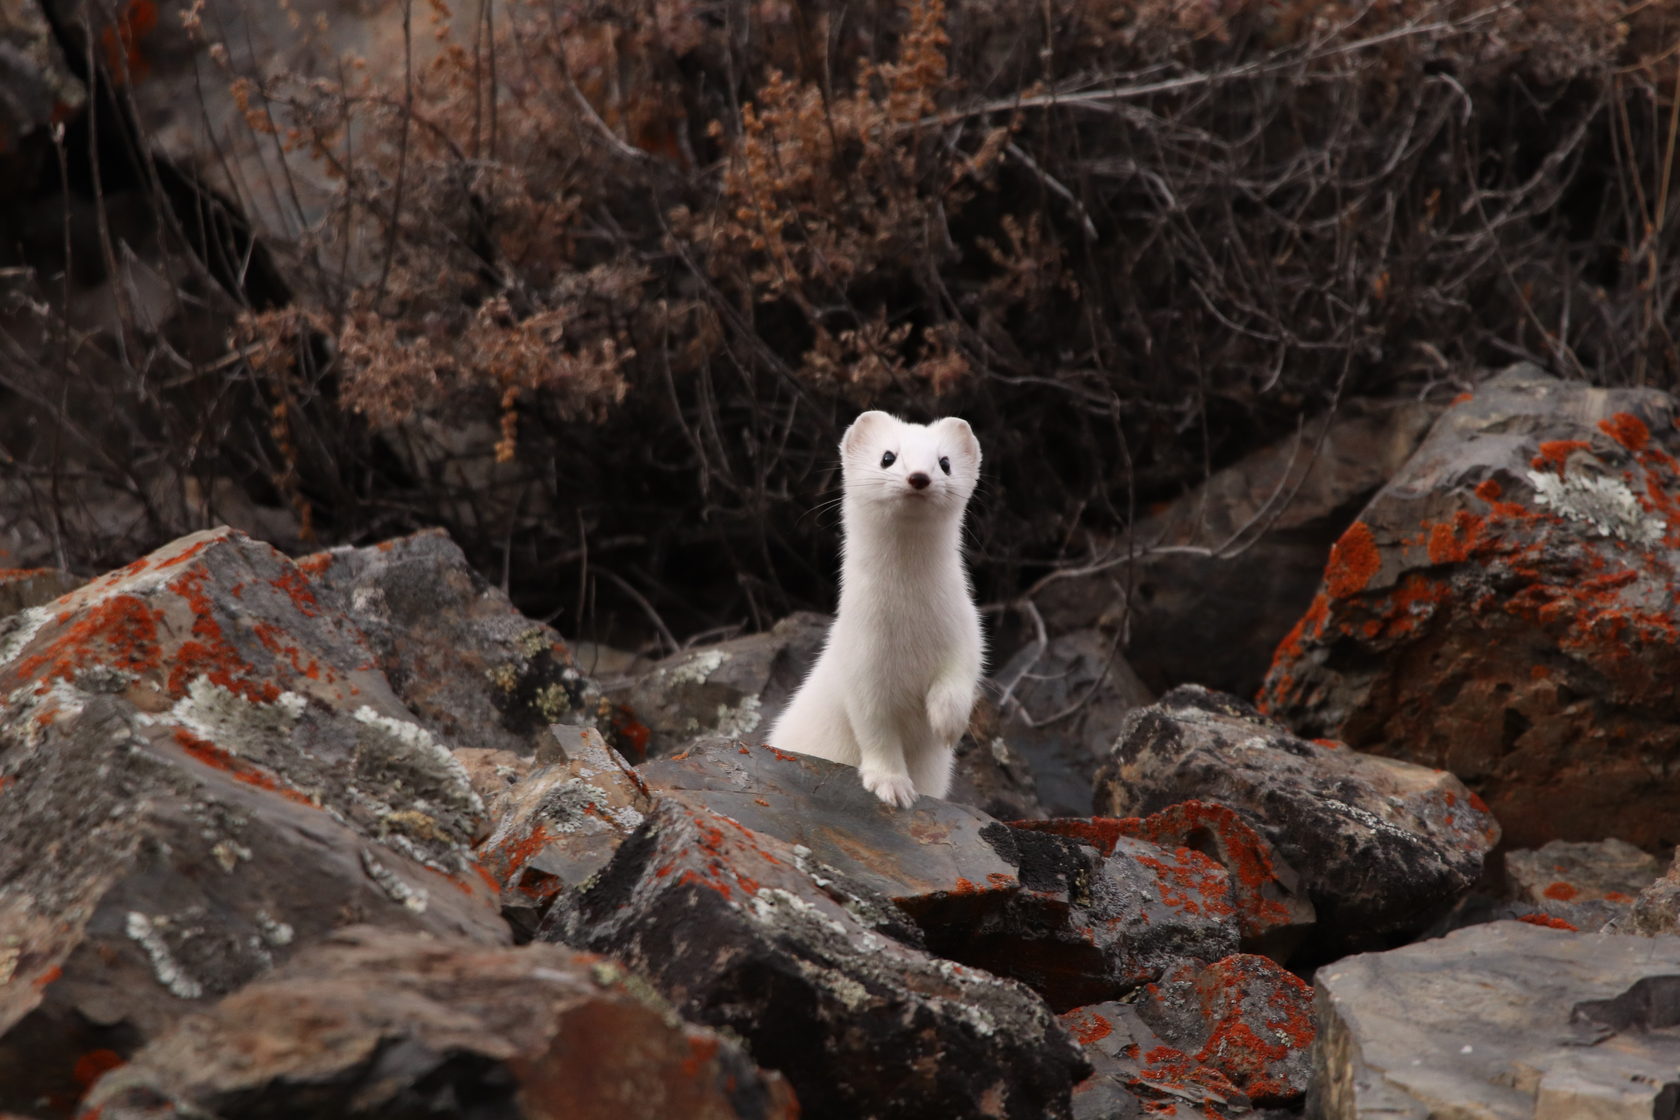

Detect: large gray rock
539,794,1089,1120
0,529,508,1113
991,629,1153,817
1038,398,1439,697
1311,920,1680,1119
1261,365,1680,850
645,740,1239,1010
1096,685,1497,954
83,925,799,1119
1504,837,1664,933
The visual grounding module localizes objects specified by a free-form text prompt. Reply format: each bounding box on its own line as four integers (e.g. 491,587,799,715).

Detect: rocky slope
4,365,1680,1117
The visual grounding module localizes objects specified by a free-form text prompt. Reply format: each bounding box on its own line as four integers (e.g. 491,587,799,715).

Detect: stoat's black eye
881,451,896,468
939,456,951,475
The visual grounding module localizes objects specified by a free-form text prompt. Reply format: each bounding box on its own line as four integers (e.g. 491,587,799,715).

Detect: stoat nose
907,472,931,490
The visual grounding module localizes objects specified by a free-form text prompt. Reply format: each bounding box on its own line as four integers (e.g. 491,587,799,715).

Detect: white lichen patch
1527,469,1664,547
125,912,204,999
168,677,306,754
665,650,728,687
210,839,252,872
359,850,429,913
0,606,49,671
713,695,762,738
254,910,294,947
535,682,573,721
352,706,483,818
3,679,90,748
518,627,551,659
1322,797,1418,842
485,663,519,693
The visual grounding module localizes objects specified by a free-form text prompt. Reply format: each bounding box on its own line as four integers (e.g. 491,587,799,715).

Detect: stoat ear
841,410,894,455
935,416,981,462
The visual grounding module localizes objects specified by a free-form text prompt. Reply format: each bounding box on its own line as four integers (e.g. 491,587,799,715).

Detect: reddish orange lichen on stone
1599,412,1650,451
1324,521,1380,599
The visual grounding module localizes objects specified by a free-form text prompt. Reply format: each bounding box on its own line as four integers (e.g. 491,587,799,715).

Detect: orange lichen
1060,1006,1114,1046
10,593,163,691
1324,521,1380,599
611,705,651,760
1530,440,1592,476
1517,913,1578,931
33,965,62,988
1426,510,1484,566
1542,881,1578,901
171,728,314,806
1474,478,1504,501
72,1049,124,1090
1599,412,1650,451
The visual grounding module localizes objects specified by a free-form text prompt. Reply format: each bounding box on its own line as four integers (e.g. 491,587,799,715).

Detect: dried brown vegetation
4,0,1680,648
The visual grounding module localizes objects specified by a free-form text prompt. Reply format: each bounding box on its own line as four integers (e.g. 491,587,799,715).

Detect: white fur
769,411,985,808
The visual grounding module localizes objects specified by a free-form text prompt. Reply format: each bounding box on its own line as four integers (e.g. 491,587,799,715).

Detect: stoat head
839,411,981,520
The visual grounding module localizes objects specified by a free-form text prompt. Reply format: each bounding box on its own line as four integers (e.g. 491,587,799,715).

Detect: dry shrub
7,0,1680,647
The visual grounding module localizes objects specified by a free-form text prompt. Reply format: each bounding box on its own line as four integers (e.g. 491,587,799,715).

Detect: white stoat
769,410,984,808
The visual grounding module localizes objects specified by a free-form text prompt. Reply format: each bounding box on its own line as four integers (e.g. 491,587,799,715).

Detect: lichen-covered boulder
645,740,1239,1010
81,926,799,1120
300,528,603,755
1503,837,1663,933
1260,364,1680,849
0,529,508,1114
477,724,651,937
1095,686,1497,954
1016,801,1316,961
539,795,1089,1120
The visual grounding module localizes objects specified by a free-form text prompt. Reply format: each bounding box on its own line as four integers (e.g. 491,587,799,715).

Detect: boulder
644,740,1239,1010
1095,685,1497,954
300,529,604,756
1137,955,1315,1107
1311,920,1680,1119
599,613,829,760
1260,365,1680,849
1504,837,1664,933
81,926,798,1119
1061,1002,1252,1120
947,722,1048,821
1016,801,1316,960
0,529,507,1115
1612,850,1680,937
1037,398,1439,697
991,629,1153,817
539,794,1089,1120
477,725,651,938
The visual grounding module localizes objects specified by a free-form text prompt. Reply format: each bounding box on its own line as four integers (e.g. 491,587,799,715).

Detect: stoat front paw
859,768,919,809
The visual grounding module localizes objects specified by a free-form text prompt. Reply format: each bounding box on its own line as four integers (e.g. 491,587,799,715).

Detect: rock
1016,801,1316,961
81,925,798,1119
1062,1001,1253,1120
991,629,1153,817
0,529,508,1115
644,740,1239,1010
301,529,604,756
1137,955,1316,1106
1613,850,1680,936
539,794,1089,1120
1504,837,1664,933
1037,399,1439,698
1260,365,1680,850
602,613,830,759
478,725,651,938
1095,685,1498,954
948,721,1047,821
1311,920,1680,1119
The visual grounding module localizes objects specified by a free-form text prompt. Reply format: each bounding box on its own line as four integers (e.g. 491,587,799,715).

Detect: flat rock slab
82,926,798,1119
0,529,507,1114
540,795,1089,1120
1096,685,1497,954
1261,365,1680,849
1311,920,1680,1119
646,740,1238,1009
301,528,604,756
